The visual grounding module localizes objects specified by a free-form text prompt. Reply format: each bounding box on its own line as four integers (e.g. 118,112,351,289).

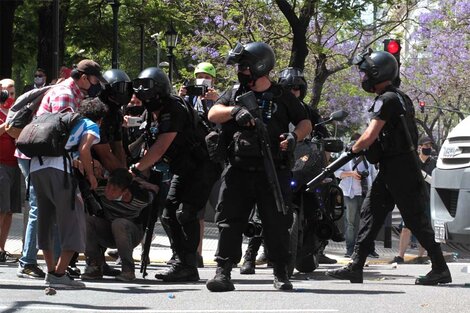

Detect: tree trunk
0,0,22,79
37,1,67,83
309,53,328,109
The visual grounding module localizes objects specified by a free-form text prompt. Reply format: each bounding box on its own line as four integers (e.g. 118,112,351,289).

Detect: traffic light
419,100,426,113
384,39,401,87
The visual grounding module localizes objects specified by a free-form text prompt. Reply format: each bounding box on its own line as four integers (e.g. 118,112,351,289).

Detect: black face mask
237,72,254,88
361,79,375,93
143,97,165,112
87,83,102,97
421,147,432,156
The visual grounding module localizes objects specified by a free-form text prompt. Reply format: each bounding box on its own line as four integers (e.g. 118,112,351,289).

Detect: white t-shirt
30,118,100,173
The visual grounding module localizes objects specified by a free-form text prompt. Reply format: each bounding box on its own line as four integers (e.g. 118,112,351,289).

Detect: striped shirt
95,184,151,222
30,118,100,173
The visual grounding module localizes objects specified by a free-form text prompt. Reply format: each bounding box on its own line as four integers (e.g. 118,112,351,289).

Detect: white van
431,116,470,252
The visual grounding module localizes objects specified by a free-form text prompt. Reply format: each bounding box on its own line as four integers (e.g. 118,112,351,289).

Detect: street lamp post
164,22,178,84
107,0,121,69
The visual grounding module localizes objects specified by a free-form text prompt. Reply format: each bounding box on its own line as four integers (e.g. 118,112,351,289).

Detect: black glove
231,106,254,126
280,132,298,152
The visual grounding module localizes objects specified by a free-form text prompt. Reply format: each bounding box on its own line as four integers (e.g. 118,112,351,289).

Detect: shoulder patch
373,98,383,113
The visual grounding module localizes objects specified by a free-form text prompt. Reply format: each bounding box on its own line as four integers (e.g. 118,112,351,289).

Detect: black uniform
98,105,123,145
157,96,221,267
352,85,447,272
215,83,307,266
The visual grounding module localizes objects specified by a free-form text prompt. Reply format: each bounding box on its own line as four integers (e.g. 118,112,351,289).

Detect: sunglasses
291,86,301,91
34,75,44,78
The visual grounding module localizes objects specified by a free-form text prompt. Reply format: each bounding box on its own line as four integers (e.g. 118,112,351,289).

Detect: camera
357,170,369,179
186,85,208,97
0,90,9,104
127,116,143,128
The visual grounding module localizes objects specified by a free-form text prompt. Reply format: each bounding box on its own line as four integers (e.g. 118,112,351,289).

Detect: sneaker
67,266,81,279
115,271,135,282
17,264,46,279
80,265,103,280
368,251,380,258
391,256,405,264
344,252,352,258
45,272,86,289
0,251,18,263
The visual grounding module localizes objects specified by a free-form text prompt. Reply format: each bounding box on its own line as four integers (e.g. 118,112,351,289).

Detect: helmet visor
226,42,245,65
111,81,133,95
132,78,155,92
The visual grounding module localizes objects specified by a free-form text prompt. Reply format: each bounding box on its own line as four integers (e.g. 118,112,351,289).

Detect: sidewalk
5,213,408,266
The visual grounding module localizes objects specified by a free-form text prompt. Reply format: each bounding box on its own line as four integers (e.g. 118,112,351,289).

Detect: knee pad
175,203,199,225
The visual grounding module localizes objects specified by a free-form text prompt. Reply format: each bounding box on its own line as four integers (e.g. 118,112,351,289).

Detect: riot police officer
327,50,451,285
205,42,312,292
94,68,133,171
129,67,220,282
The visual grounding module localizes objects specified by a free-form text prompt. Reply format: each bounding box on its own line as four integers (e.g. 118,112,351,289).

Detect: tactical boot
326,263,363,283
157,263,200,282
206,261,235,292
415,268,452,285
273,265,293,290
240,260,255,275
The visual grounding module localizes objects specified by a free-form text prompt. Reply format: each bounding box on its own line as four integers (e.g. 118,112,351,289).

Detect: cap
418,136,432,145
76,59,106,83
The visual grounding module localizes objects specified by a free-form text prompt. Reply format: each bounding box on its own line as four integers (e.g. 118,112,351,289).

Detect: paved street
1,212,470,313
1,261,470,313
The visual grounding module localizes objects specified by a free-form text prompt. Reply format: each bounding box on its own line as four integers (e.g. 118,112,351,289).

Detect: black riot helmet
352,49,398,93
133,67,172,112
100,69,133,107
278,67,308,100
226,41,275,78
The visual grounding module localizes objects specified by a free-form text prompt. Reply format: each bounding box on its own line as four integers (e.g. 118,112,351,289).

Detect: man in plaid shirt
17,59,106,280
37,59,106,114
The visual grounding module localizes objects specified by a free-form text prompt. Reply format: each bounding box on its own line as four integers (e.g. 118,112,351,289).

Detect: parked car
431,115,470,252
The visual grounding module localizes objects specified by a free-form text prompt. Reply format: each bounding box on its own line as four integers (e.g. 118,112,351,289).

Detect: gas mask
237,72,256,89
359,71,375,93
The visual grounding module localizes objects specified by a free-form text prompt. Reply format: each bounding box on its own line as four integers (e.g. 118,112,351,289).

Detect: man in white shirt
335,133,377,258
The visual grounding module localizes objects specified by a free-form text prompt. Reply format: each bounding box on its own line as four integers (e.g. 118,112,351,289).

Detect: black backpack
16,112,83,159
5,85,53,138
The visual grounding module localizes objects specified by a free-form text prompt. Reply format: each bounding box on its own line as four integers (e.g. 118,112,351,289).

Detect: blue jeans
344,196,364,255
18,159,60,265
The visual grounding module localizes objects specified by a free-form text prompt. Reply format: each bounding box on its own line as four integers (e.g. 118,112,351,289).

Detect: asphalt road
1,261,470,313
